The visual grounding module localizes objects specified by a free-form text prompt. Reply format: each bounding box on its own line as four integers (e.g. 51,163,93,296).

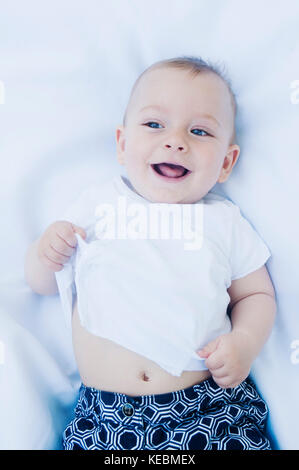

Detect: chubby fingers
197,337,226,372
71,224,87,240
197,337,220,359
204,350,225,372
45,223,85,268
55,222,86,249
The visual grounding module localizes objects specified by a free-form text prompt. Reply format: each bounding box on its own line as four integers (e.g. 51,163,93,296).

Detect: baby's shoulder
77,177,117,205
61,178,116,230
204,190,233,204
202,190,238,218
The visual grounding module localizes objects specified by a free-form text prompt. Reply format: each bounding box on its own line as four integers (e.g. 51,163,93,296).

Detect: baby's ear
116,126,126,164
218,144,240,183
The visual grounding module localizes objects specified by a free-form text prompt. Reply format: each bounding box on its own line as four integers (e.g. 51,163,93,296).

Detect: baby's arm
198,265,276,388
24,221,86,296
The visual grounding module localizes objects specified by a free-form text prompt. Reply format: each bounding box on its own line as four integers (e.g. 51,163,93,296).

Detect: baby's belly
72,299,211,396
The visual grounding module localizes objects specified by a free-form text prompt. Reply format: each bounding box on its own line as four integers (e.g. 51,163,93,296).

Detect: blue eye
143,122,210,136
143,121,162,129
191,129,209,136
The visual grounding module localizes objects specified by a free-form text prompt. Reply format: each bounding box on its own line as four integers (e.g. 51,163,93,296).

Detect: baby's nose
164,143,185,151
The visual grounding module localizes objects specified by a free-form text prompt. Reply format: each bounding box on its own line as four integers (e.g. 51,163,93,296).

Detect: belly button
140,372,150,382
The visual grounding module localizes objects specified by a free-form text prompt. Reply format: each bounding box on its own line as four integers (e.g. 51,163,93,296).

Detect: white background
0,0,298,449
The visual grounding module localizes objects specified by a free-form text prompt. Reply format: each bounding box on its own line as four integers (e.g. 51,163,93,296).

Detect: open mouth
150,162,191,181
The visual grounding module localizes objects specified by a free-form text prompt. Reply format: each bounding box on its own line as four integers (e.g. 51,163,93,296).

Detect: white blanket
0,0,298,450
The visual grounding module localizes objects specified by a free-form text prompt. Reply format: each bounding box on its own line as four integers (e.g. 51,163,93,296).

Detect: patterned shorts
62,376,271,450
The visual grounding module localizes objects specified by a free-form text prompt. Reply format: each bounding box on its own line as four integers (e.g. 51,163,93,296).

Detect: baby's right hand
37,221,86,272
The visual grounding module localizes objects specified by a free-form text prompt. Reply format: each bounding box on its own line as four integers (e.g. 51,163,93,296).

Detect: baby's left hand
197,331,255,389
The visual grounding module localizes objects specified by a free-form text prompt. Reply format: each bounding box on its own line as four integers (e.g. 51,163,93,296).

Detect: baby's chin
127,172,207,204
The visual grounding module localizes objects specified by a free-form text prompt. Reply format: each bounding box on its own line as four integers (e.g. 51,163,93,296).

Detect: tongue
157,163,186,178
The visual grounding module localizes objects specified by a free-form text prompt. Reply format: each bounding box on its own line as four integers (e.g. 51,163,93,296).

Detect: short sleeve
55,186,98,330
230,205,271,281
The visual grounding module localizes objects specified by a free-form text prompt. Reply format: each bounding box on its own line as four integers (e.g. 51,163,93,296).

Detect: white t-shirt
55,174,271,376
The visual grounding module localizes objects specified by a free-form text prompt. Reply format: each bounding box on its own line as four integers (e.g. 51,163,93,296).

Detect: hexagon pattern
62,377,271,450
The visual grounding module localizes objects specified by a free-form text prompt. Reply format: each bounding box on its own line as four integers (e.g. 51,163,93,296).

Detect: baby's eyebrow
139,105,220,128
139,105,168,113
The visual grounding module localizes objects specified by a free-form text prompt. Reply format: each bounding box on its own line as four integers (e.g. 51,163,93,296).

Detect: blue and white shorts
62,376,271,450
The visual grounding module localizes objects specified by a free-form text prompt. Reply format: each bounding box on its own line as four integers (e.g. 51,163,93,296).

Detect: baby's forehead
134,66,232,109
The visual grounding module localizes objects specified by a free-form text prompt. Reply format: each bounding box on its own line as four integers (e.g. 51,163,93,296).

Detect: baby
24,56,276,451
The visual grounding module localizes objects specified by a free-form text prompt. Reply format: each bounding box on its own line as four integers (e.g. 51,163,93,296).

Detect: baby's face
116,67,240,204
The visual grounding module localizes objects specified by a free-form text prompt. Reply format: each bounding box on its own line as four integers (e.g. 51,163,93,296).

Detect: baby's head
116,56,240,204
